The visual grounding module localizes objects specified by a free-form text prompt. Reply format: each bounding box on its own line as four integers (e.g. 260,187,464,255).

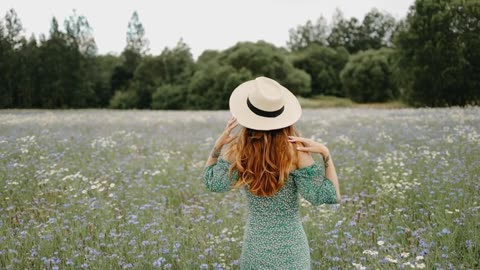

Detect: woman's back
203,158,337,269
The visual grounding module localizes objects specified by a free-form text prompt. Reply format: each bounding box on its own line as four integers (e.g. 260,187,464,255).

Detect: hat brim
229,80,302,131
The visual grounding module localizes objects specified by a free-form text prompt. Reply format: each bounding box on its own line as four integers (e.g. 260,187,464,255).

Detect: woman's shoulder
222,145,236,164
284,150,316,177
295,150,315,169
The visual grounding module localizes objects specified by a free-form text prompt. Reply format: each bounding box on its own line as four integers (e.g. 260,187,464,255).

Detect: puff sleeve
291,163,338,206
203,158,238,192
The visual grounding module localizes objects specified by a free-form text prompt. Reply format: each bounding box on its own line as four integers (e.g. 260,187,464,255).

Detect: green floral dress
203,158,337,270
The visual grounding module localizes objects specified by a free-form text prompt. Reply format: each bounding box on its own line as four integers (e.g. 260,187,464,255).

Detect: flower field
0,108,479,269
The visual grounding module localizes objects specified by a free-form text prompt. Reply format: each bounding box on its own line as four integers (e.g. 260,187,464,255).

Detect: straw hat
229,76,302,131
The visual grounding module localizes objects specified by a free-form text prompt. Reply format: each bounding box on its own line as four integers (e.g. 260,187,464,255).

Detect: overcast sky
2,0,414,58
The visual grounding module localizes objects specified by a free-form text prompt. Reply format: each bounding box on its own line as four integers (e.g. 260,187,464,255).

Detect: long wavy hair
225,125,300,196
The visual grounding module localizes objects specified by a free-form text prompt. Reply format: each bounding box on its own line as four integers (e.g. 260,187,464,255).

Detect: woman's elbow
311,196,339,206
304,195,325,206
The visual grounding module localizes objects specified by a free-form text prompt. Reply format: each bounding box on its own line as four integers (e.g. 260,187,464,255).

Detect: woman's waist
244,215,306,238
246,211,302,226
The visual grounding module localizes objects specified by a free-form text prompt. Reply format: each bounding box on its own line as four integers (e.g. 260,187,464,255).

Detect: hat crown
229,76,301,131
248,77,285,112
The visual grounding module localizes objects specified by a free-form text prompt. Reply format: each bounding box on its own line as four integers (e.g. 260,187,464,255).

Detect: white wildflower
385,256,398,263
401,252,410,258
415,262,426,269
363,249,379,256
352,263,366,270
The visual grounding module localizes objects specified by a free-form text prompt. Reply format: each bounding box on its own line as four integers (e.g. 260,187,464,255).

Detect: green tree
109,12,147,105
327,9,362,53
292,44,349,96
126,11,149,55
42,18,76,107
395,0,480,106
0,19,12,108
187,64,252,109
186,41,310,109
151,84,186,110
16,35,40,107
218,41,311,96
326,8,397,54
64,9,97,56
4,8,23,48
94,54,122,106
340,49,397,103
357,9,397,50
33,15,98,108
35,17,68,107
287,16,329,51
128,39,194,108
64,10,98,107
109,49,141,95
197,49,220,65
109,89,138,109
0,9,25,108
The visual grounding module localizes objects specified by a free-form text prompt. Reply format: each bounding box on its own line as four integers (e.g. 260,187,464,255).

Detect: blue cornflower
466,239,472,248
153,257,165,267
441,228,451,235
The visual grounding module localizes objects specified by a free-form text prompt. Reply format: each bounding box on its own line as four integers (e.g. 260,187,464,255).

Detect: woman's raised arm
289,136,341,203
205,117,238,167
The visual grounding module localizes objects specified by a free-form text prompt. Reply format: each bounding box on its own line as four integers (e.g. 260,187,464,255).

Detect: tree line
0,0,479,109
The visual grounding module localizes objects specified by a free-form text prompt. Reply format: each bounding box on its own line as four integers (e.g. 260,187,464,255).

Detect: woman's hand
288,136,330,158
214,117,238,149
205,117,238,166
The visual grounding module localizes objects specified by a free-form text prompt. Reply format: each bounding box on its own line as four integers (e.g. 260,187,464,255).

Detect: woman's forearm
205,117,238,167
205,144,222,167
322,152,341,203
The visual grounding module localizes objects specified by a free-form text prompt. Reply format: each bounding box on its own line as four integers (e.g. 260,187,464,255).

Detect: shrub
292,44,349,96
151,84,185,110
340,49,397,103
109,90,138,109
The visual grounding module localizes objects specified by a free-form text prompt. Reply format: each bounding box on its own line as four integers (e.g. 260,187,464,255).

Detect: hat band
247,98,285,118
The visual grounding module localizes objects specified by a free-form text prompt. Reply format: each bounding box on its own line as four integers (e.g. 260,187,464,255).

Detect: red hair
225,126,300,196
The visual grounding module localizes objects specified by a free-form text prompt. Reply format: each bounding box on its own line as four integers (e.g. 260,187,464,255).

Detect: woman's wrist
322,153,331,168
319,148,330,165
211,142,225,158
318,147,330,158
211,145,222,158
214,142,224,151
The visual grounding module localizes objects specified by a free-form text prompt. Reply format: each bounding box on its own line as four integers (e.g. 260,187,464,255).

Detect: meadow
0,108,479,270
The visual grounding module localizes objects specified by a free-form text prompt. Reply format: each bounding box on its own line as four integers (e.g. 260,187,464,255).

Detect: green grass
298,95,408,109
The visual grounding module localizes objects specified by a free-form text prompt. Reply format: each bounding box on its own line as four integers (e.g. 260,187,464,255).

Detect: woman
203,76,341,269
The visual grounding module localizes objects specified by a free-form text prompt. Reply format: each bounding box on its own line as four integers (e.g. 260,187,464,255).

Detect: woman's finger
226,136,237,144
296,146,313,152
226,120,238,132
228,118,238,127
288,135,305,141
288,136,311,144
225,117,236,128
226,117,236,127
